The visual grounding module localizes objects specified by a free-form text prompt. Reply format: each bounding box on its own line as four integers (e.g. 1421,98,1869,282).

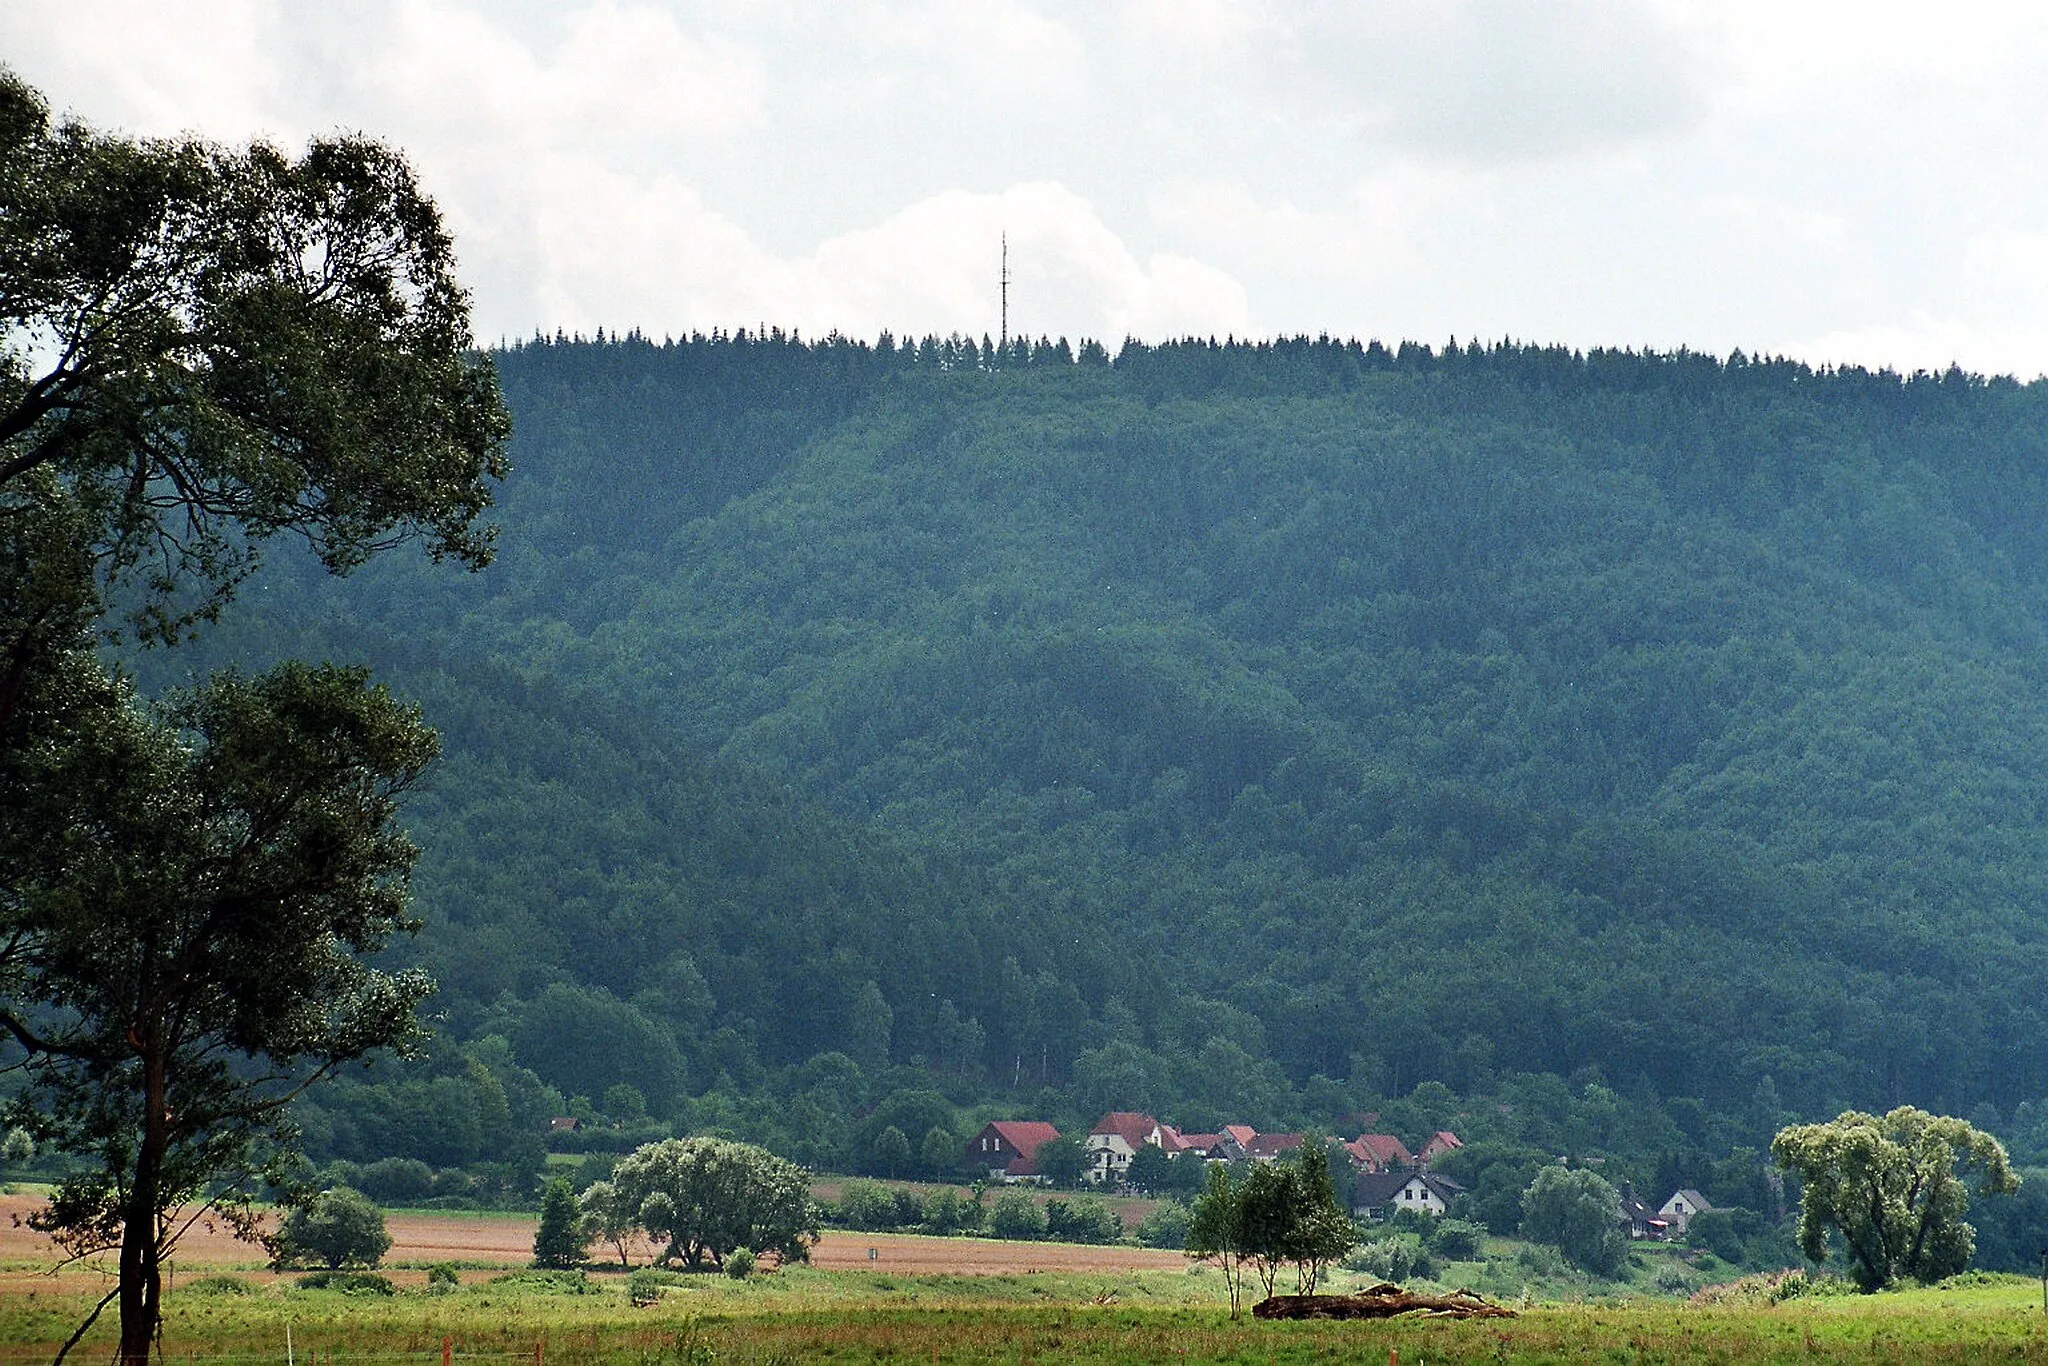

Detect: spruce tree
532,1177,586,1269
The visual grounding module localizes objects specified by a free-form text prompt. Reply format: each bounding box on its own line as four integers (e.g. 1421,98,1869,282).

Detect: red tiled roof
1347,1134,1412,1168
1222,1124,1258,1147
988,1120,1060,1157
1177,1133,1224,1153
1090,1111,1158,1148
1421,1130,1463,1155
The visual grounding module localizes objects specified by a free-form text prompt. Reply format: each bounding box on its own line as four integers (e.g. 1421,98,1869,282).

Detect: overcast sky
10,1,2048,377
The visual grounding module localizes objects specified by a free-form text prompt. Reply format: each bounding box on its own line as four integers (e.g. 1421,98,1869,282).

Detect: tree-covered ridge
153,330,2048,1166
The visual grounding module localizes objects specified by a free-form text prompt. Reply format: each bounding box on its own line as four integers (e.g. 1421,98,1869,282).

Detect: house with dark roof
1353,1170,1466,1219
1244,1132,1305,1161
1616,1182,1668,1240
964,1120,1060,1182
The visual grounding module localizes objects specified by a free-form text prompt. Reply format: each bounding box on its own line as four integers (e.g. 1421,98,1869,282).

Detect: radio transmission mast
999,232,1010,355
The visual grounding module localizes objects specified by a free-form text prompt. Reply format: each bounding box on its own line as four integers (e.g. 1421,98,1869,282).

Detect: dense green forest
126,330,2048,1257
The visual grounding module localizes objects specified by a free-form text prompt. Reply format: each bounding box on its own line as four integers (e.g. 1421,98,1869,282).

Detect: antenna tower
999,232,1010,354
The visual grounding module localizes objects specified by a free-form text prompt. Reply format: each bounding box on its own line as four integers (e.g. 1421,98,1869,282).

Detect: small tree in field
1187,1164,1249,1318
579,1180,639,1267
274,1189,391,1269
533,1176,587,1269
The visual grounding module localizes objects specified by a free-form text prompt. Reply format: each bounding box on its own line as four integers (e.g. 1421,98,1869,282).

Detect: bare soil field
0,1193,1184,1282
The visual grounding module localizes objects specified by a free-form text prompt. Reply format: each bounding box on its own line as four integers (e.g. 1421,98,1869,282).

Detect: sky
9,1,2048,377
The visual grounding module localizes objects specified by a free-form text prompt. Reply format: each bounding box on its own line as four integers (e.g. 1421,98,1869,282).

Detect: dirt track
0,1194,1185,1280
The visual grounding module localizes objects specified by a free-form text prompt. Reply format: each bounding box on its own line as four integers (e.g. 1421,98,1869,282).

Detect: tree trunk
117,1031,168,1366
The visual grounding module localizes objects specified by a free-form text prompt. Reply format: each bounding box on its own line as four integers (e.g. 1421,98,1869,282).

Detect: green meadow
5,1265,2047,1365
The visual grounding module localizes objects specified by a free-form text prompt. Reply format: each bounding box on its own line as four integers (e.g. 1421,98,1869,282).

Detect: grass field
1,1196,2045,1363
2,1263,2046,1364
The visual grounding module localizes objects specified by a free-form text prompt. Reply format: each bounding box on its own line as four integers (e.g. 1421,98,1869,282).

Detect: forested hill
146,330,2048,1162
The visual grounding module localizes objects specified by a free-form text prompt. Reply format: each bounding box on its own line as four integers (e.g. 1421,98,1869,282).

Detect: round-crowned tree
274,1188,392,1270
608,1137,818,1271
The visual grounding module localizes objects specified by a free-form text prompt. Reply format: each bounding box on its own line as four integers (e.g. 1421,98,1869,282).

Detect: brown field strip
0,1193,1186,1281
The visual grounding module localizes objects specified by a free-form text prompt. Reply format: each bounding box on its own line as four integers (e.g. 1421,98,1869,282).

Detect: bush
1428,1218,1487,1260
1135,1201,1190,1249
989,1190,1046,1240
1044,1195,1122,1244
725,1247,755,1279
920,1187,975,1235
488,1270,596,1294
627,1268,667,1306
274,1188,392,1269
294,1271,395,1295
427,1263,460,1287
1344,1235,1433,1283
838,1179,900,1231
186,1275,251,1295
358,1157,435,1205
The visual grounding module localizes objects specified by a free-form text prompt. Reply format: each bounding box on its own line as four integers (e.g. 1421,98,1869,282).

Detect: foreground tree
11,664,436,1361
1519,1166,1628,1276
0,67,506,1366
607,1137,817,1271
274,1188,392,1270
1772,1107,2019,1290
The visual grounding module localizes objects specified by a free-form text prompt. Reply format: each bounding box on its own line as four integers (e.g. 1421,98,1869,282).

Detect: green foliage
625,1268,665,1306
1428,1217,1487,1261
426,1264,460,1287
920,1187,976,1235
119,327,2048,1193
1043,1195,1122,1244
0,64,504,1362
1772,1107,2020,1290
724,1247,756,1280
185,1276,252,1295
533,1176,587,1269
1135,1200,1190,1249
293,1271,396,1295
275,1188,393,1270
1520,1166,1628,1277
835,1180,901,1232
606,1137,817,1271
1031,1135,1089,1189
1343,1234,1432,1283
988,1190,1046,1240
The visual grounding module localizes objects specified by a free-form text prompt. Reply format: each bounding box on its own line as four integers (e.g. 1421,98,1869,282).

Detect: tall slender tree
0,67,507,1366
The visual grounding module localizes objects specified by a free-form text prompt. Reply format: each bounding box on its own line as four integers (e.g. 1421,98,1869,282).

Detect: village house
1352,1170,1466,1220
1657,1189,1712,1237
1243,1132,1305,1161
1417,1130,1464,1165
1616,1182,1669,1239
1084,1111,1161,1184
1344,1133,1413,1172
963,1120,1060,1183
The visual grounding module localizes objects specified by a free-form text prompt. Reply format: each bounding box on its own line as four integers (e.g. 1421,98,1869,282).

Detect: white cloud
9,0,2048,374
1270,0,1719,164
520,178,1249,343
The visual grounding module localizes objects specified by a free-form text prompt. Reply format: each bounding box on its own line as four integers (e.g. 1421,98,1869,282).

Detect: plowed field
0,1193,1185,1281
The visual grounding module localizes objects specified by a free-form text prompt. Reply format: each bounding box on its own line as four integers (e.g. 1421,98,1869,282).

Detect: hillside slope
153,332,2048,1136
